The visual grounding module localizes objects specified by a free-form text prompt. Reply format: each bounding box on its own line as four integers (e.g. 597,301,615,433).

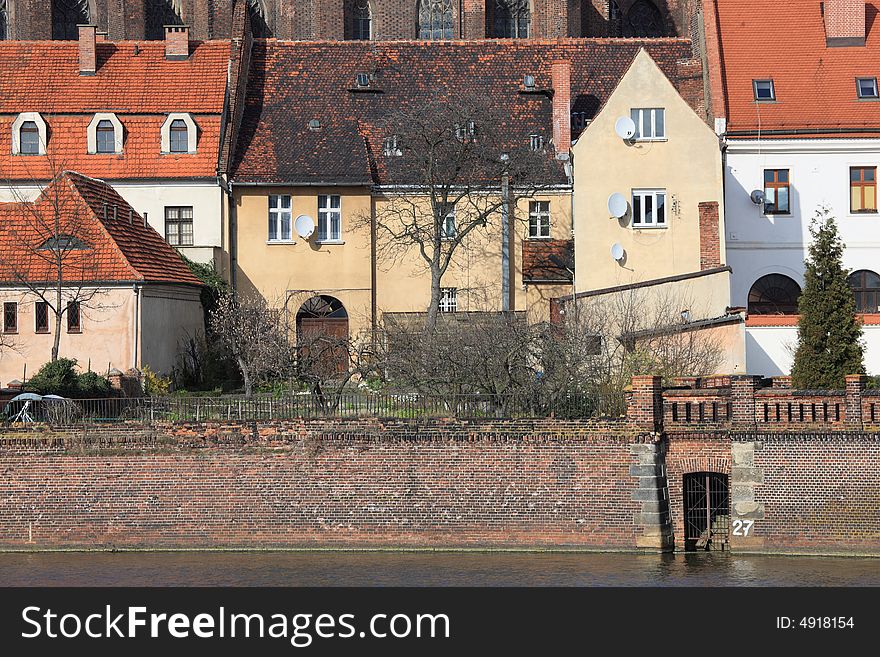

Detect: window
0,0,7,41
66,301,81,333
418,0,453,40
631,190,666,227
35,301,49,333
268,195,292,242
383,135,401,156
455,121,476,141
763,169,790,214
169,119,188,153
39,235,88,251
52,0,90,40
623,0,665,37
165,206,194,246
441,206,456,240
630,108,665,140
3,302,17,333
753,79,775,101
851,167,877,213
318,195,342,242
748,274,801,315
345,0,372,40
529,201,551,238
492,0,530,38
609,0,622,20
849,270,880,313
857,77,878,99
529,134,544,151
96,120,116,154
439,287,457,313
19,121,40,155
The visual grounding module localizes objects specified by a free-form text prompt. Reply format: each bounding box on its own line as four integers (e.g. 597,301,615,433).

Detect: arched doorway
748,274,802,315
295,295,349,375
683,472,729,551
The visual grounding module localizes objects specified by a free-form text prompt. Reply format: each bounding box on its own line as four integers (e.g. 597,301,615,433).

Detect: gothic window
492,0,530,38
248,0,271,38
418,0,453,40
623,0,665,38
345,0,372,40
144,0,184,40
52,0,91,40
0,0,8,41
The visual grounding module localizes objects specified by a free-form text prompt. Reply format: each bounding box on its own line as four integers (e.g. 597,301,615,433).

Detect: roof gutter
727,127,880,137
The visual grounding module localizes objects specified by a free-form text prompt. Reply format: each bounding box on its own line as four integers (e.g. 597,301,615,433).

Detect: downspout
225,179,238,294
568,150,577,324
132,283,141,370
501,166,510,312
371,194,378,342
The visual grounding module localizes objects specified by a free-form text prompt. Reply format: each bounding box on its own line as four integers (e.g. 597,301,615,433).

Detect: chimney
551,60,571,156
165,25,190,61
78,24,97,76
698,201,722,271
96,31,108,42
824,0,866,47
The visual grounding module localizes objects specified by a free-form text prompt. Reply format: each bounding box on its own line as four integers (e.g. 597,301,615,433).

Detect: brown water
0,551,878,586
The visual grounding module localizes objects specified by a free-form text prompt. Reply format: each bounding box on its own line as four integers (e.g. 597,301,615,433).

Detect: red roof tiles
0,40,230,180
522,239,574,283
0,171,203,287
715,0,880,135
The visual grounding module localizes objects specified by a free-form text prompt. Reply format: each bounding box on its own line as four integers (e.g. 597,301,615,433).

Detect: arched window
248,0,271,38
345,0,372,40
623,0,665,38
96,120,116,154
19,121,40,155
1,0,9,41
144,0,184,40
492,0,530,38
849,269,880,313
748,274,802,315
418,0,453,40
169,119,188,153
52,0,90,40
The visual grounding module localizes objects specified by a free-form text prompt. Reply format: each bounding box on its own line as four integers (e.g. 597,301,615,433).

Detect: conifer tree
791,207,864,388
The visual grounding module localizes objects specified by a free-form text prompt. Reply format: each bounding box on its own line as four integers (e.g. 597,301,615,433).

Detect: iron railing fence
2,391,626,425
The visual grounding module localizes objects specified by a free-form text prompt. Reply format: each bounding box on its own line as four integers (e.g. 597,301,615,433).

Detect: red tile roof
0,171,203,287
522,239,574,283
232,39,701,184
716,1,880,135
0,40,230,180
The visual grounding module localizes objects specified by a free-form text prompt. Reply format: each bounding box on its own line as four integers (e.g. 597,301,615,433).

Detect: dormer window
384,135,401,156
160,113,197,154
857,77,878,99
530,134,544,151
87,113,123,155
753,79,775,102
11,112,48,156
455,120,476,141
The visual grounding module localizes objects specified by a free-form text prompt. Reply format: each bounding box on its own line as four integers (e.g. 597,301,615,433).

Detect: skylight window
857,77,879,99
753,79,775,102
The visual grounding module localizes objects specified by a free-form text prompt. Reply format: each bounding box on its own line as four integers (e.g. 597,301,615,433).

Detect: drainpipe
501,154,510,312
225,178,238,294
132,283,141,370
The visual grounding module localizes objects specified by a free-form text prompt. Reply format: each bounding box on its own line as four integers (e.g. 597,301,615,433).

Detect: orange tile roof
746,313,880,326
716,1,880,135
0,40,230,180
0,171,202,287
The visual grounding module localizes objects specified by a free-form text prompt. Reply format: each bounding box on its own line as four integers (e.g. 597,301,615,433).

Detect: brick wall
0,418,645,550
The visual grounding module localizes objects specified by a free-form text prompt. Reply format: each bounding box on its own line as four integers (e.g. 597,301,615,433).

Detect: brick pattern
77,24,96,75
551,58,571,154
824,0,866,41
697,200,721,270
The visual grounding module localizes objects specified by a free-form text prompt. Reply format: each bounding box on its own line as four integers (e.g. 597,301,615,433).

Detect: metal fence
2,391,625,424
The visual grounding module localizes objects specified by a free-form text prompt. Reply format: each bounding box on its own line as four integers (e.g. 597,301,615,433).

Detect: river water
0,551,878,586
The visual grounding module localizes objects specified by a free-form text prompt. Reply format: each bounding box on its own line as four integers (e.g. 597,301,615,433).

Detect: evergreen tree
791,207,864,388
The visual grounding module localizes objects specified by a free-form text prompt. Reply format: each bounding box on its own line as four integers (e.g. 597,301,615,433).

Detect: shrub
142,364,171,395
25,359,112,398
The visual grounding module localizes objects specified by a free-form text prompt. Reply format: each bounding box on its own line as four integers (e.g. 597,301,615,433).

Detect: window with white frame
12,112,48,155
528,201,551,238
318,195,342,242
630,108,665,140
439,287,457,312
165,206,194,246
87,113,123,155
441,206,457,240
529,134,544,151
268,194,292,242
161,113,197,154
631,189,667,227
383,135,401,156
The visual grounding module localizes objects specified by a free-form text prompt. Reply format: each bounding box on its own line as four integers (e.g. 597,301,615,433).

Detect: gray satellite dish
610,243,625,262
294,215,315,239
750,190,765,205
608,193,628,218
615,116,637,141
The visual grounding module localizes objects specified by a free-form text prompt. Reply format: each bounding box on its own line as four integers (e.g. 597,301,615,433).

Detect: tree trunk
239,357,252,396
51,288,62,362
425,266,442,333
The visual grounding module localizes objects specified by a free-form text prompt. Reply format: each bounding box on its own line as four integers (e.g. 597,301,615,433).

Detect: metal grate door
683,472,730,551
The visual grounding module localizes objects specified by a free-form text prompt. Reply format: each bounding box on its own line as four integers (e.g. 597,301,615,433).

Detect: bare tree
357,94,558,332
209,292,291,396
1,163,108,362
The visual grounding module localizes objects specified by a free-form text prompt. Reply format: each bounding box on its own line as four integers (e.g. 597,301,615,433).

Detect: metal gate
683,472,730,551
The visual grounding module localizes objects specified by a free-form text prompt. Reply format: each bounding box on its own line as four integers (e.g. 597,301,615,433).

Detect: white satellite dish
614,116,637,141
607,193,628,218
610,243,625,262
294,215,315,239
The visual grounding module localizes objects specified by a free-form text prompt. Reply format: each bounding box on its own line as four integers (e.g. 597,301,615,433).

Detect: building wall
139,284,205,375
0,286,136,385
745,325,880,377
573,49,724,294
